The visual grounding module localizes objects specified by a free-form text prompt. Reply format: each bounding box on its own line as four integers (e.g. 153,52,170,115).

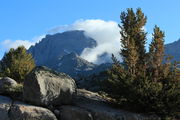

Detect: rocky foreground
0,66,158,120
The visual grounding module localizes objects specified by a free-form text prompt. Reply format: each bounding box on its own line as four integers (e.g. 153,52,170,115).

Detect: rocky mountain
28,30,111,78
28,30,97,67
165,39,180,62
54,52,97,78
52,52,111,78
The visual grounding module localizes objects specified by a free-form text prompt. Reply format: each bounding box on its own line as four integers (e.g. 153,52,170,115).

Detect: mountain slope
54,52,97,77
28,30,111,78
28,30,97,67
165,39,180,62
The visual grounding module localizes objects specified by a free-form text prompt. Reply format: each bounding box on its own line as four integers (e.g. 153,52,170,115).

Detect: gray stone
74,89,105,102
59,105,93,120
0,77,17,94
23,66,76,106
9,101,57,120
0,96,12,120
73,89,157,120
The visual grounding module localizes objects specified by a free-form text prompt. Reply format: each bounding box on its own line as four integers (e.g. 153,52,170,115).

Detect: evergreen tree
149,25,165,81
0,46,35,83
103,8,180,119
120,8,147,76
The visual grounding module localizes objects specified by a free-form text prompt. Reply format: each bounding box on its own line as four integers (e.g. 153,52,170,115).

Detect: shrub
0,46,35,83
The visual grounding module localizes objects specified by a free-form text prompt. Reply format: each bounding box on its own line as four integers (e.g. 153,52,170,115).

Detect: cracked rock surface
0,96,57,120
23,66,76,107
0,96,12,120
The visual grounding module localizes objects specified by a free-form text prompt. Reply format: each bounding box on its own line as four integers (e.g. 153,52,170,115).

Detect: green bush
0,46,35,83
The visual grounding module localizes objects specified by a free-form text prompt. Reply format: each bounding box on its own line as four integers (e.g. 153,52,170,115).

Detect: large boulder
0,77,17,94
23,66,76,106
71,89,158,120
9,101,57,120
0,96,12,120
59,105,93,120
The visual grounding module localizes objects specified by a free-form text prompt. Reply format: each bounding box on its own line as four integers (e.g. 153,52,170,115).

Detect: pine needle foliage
0,46,35,83
103,8,180,119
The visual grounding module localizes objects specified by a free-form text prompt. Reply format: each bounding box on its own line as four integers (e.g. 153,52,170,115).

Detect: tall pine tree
104,8,180,119
119,8,147,76
149,25,165,81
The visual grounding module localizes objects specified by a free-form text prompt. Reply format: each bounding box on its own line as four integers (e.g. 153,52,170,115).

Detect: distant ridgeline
28,30,180,78
28,30,111,79
165,39,180,63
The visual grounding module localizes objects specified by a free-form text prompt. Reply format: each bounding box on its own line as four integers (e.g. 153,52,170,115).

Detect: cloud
0,35,45,60
49,19,121,64
2,39,34,50
1,35,45,50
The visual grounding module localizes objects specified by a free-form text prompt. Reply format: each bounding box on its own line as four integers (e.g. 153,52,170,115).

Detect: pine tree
149,25,165,81
120,8,147,76
0,46,35,83
103,8,180,119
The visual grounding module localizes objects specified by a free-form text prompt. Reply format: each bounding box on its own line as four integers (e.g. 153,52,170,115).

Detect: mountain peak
45,30,85,39
28,30,97,67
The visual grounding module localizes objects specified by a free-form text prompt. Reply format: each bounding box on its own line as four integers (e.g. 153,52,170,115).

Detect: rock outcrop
23,66,76,106
69,89,156,120
59,105,93,120
0,96,12,120
0,68,160,120
9,101,57,120
0,95,57,120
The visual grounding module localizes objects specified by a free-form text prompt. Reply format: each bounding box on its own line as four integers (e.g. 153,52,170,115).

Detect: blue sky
0,0,180,58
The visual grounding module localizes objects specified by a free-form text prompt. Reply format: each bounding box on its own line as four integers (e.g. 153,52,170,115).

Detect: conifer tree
149,25,165,81
120,8,147,76
0,46,35,83
104,8,180,119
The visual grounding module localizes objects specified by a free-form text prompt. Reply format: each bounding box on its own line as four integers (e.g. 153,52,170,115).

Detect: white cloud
49,19,122,64
2,39,33,49
1,35,45,52
0,35,45,59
